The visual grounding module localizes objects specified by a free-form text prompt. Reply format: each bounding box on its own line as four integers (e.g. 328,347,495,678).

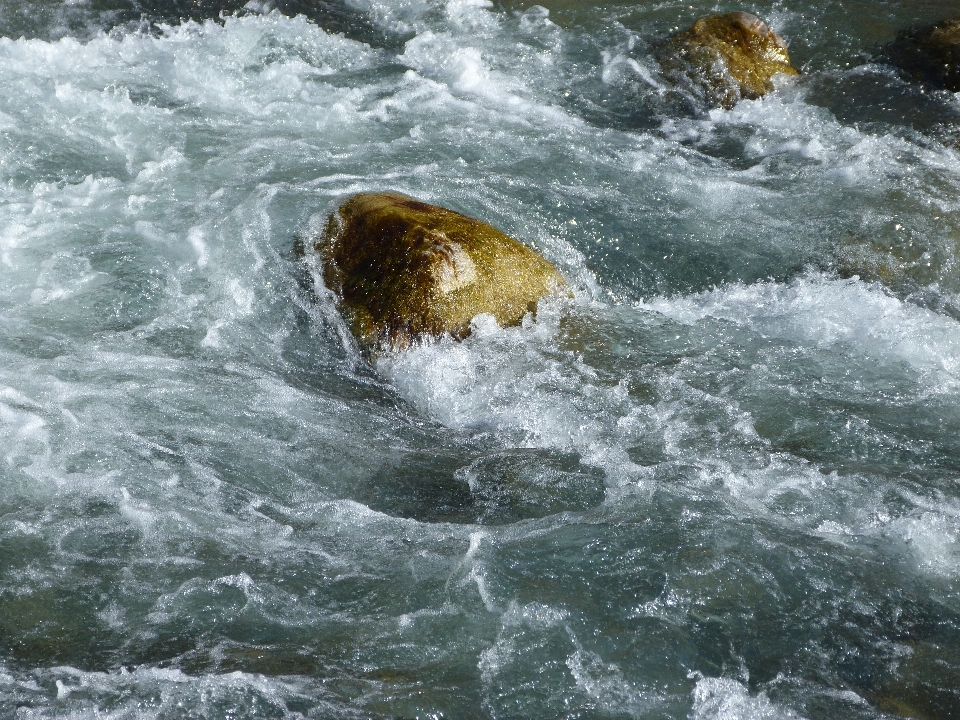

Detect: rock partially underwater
313,193,569,353
656,11,799,109
887,19,960,92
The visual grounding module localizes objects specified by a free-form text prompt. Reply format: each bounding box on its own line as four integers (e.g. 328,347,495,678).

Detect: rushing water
2,0,960,717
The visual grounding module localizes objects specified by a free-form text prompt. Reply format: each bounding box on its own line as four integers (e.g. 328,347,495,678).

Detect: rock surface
657,11,799,109
887,19,960,92
316,192,569,353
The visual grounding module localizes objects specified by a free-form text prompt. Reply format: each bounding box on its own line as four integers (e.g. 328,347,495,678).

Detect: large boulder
656,11,799,109
315,192,569,353
887,19,960,92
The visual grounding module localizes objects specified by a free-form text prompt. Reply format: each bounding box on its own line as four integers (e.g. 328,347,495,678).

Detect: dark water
1,1,960,718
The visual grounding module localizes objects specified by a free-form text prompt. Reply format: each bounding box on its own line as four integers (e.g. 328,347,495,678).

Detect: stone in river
656,11,800,109
887,19,960,92
313,192,569,353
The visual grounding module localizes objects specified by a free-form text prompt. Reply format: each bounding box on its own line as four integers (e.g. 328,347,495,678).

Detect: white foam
376,302,635,460
567,648,665,715
640,273,960,397
2,664,320,720
887,510,960,577
347,0,497,36
691,676,804,720
0,386,51,477
29,253,105,304
397,26,573,125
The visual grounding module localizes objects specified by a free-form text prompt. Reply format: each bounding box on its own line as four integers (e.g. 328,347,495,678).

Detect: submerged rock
314,192,569,353
833,228,960,315
866,639,960,720
656,11,799,109
887,19,960,92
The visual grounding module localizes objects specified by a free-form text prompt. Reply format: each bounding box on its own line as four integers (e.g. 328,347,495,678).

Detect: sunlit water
1,0,960,717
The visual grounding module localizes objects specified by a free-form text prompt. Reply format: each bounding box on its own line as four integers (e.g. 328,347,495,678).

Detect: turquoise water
1,1,960,717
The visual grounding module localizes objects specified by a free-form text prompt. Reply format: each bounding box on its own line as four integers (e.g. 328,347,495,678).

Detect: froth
691,676,803,720
0,663,330,719
640,273,960,396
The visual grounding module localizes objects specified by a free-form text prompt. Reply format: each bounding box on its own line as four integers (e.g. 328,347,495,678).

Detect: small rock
887,19,960,92
314,192,569,353
656,11,799,109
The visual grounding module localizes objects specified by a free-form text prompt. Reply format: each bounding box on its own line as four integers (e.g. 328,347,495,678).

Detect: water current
2,0,960,717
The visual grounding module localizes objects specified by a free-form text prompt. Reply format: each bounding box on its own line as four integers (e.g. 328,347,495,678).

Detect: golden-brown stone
657,11,799,109
315,192,569,353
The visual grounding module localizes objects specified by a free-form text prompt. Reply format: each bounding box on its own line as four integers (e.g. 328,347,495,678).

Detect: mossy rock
657,11,799,109
315,192,569,353
887,19,960,92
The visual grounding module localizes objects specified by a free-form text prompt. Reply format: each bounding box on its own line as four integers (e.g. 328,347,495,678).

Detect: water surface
1,1,960,718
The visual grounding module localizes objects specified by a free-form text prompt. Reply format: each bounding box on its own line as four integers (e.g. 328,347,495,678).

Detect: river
1,1,959,717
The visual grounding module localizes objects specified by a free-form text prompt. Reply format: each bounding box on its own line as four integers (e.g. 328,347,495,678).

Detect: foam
640,273,960,397
346,0,497,36
887,510,960,577
376,301,631,455
691,677,804,720
0,664,337,720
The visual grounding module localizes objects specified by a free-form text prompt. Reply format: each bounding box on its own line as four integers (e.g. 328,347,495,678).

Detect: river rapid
1,0,960,718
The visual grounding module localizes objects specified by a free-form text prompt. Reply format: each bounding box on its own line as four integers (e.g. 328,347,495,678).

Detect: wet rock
656,11,799,109
314,192,569,353
887,19,960,92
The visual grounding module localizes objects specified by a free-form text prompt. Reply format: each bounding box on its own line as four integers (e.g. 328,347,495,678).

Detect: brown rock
315,192,569,353
657,11,800,109
887,19,960,92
